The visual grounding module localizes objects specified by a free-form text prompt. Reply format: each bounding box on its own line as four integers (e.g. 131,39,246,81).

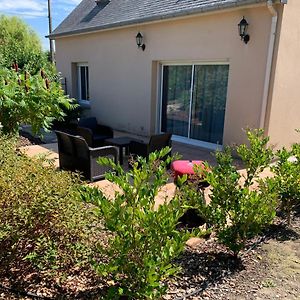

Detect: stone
186,237,205,249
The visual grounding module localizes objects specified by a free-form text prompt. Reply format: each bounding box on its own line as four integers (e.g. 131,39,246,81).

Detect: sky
0,0,81,50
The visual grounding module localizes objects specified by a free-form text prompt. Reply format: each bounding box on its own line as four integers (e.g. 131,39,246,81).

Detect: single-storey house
50,0,299,149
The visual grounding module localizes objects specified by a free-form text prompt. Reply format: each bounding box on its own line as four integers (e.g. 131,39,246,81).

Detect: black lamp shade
136,32,143,47
238,17,249,38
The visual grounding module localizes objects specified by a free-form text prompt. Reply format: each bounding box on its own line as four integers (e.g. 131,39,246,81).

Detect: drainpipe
259,0,278,129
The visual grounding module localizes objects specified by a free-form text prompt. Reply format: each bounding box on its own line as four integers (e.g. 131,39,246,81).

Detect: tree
0,15,49,74
0,15,76,135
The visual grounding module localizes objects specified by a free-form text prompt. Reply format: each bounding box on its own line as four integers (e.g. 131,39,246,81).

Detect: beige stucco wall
266,0,300,149
55,5,273,146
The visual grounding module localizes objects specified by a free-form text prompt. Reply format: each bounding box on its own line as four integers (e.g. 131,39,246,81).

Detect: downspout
259,0,278,129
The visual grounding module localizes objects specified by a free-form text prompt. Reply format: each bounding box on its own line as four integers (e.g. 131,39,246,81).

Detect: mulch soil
1,212,299,300
17,131,44,148
164,213,300,300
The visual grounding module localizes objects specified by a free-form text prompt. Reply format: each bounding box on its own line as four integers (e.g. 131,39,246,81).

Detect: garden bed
17,131,44,148
1,130,299,300
0,212,299,300
165,213,300,300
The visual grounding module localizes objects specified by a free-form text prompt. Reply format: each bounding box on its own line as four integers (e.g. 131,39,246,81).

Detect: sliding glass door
161,65,192,138
161,63,229,145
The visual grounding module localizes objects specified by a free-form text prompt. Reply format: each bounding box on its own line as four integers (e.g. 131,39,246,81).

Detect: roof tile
51,0,266,38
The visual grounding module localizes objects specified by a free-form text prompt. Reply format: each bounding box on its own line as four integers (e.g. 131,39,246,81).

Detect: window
77,63,89,101
160,63,229,145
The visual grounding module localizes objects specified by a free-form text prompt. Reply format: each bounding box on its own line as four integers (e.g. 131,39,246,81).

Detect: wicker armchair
55,130,77,171
129,133,172,159
55,130,118,181
72,135,118,181
78,117,113,147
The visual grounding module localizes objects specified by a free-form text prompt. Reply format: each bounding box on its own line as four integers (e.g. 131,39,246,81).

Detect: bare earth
1,211,299,300
165,215,300,300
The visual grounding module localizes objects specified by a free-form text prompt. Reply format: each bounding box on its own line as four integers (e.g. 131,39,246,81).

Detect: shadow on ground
169,249,244,298
266,224,299,241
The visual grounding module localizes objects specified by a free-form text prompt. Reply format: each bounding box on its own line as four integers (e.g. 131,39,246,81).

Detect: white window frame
158,60,230,150
77,63,89,105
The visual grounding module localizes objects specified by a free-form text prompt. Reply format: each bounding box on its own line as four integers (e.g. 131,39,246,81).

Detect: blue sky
0,0,81,50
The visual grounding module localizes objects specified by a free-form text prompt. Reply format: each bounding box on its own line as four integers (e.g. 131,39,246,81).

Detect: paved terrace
21,131,219,204
21,130,273,210
21,128,220,164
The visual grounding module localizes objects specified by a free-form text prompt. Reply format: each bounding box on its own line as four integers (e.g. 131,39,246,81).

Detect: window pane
161,65,192,137
80,66,87,100
86,67,89,100
78,66,89,101
190,65,229,144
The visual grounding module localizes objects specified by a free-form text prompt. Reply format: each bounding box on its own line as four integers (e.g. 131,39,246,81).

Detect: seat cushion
79,117,97,131
94,134,112,141
171,160,206,178
92,134,112,147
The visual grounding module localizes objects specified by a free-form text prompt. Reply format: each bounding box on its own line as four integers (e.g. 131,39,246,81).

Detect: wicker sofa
55,130,118,181
129,133,172,159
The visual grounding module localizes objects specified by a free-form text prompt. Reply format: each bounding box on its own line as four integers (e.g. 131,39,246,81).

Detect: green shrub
204,129,277,256
269,143,300,225
0,135,95,274
0,67,76,135
237,129,274,187
86,148,191,299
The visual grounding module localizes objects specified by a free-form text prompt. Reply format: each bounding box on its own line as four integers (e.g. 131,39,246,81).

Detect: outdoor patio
20,130,219,205
21,137,219,169
21,127,218,164
21,128,275,210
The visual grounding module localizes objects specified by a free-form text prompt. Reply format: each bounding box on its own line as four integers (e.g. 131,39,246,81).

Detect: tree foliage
0,66,76,135
0,15,50,74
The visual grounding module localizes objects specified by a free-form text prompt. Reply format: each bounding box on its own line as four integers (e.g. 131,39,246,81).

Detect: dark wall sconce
238,17,250,44
136,32,146,51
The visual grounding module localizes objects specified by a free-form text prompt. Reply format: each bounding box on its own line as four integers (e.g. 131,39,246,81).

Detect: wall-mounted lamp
136,32,146,51
238,17,250,44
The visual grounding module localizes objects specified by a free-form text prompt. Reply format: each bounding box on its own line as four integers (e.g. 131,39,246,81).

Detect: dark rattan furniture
129,133,172,159
55,130,118,181
78,117,113,147
105,136,141,165
55,130,77,171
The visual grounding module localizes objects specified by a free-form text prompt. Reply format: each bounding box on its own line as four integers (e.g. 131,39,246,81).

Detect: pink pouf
171,160,206,180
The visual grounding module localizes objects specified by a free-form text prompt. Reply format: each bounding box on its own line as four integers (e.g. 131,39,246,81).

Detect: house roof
50,0,269,38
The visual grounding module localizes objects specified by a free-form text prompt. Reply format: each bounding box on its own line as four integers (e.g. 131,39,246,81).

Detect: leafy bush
269,143,300,225
204,129,277,256
0,67,76,135
237,129,274,187
86,148,191,299
0,135,95,273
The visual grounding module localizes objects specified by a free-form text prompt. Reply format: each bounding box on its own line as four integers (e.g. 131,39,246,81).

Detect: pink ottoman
171,160,206,180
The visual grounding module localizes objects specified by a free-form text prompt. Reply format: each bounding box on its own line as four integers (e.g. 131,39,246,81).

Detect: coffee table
104,137,141,165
